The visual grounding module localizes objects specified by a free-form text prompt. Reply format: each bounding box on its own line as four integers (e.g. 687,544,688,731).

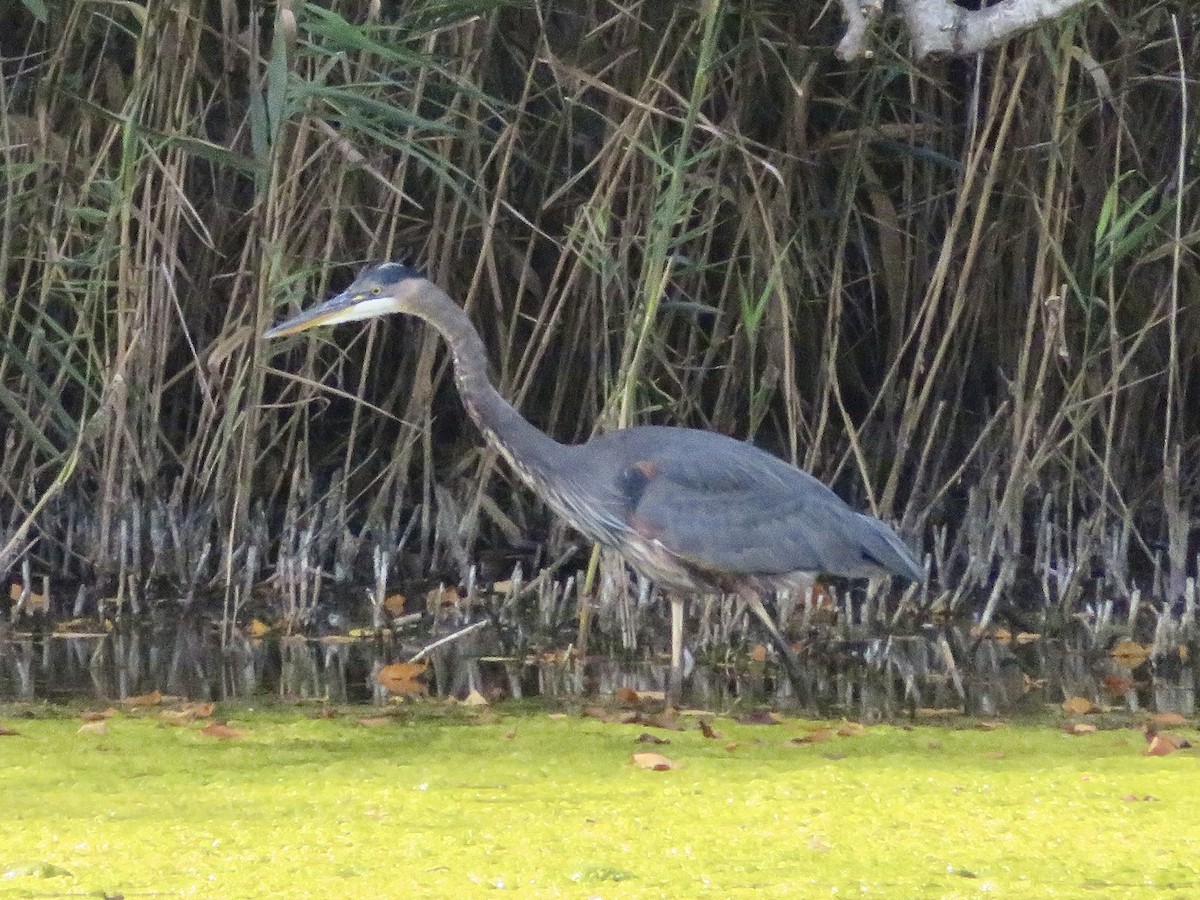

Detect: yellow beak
263,289,364,338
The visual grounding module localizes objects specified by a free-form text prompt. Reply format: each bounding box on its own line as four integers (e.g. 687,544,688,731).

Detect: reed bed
1,1,1198,671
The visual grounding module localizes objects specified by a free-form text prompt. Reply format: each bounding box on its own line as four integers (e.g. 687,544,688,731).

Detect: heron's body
506,426,922,593
266,263,924,704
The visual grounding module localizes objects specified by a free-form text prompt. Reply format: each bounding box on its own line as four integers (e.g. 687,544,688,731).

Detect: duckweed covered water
2,703,1198,898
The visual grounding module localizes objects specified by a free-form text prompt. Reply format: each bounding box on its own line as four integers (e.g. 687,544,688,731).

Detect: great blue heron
265,262,924,702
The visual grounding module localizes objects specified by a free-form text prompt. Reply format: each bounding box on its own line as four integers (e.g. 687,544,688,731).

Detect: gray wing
585,428,921,582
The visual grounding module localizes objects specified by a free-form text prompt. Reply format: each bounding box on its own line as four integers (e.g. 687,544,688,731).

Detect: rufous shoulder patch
632,459,659,479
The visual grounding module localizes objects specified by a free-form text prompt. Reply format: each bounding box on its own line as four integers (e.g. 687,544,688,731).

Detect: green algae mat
2,701,1198,898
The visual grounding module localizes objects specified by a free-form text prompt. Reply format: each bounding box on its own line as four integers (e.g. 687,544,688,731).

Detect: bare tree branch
836,0,882,62
836,0,1099,62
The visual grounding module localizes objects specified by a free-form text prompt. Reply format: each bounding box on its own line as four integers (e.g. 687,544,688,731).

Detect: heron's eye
371,286,381,295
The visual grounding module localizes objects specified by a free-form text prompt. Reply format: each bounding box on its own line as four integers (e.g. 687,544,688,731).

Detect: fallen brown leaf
977,720,1007,730
836,722,866,737
503,728,517,740
425,585,461,608
77,721,107,736
160,702,216,725
1110,639,1151,668
631,751,677,771
1143,735,1183,756
122,690,164,708
1064,722,1098,735
1143,724,1191,756
81,708,118,722
247,618,271,638
346,628,385,640
984,751,1006,760
8,583,47,610
0,724,20,736
357,716,393,727
383,593,407,615
749,645,768,663
377,661,429,696
1102,675,1134,696
200,722,246,739
614,686,640,705
1061,696,1098,716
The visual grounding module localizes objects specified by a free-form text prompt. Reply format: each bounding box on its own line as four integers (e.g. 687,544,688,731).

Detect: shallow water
2,612,1192,718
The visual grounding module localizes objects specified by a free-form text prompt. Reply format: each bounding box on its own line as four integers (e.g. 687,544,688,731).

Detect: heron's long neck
416,286,569,484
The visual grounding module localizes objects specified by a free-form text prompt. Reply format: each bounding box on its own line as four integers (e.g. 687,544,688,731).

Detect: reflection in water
2,615,1194,717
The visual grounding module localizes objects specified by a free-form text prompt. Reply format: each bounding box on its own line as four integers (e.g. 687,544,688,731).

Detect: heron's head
264,262,432,338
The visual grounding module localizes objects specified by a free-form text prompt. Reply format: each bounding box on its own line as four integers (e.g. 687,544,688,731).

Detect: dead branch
837,0,1097,62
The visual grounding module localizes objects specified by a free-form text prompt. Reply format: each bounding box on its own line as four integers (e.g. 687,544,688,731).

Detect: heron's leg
742,592,808,707
668,596,685,706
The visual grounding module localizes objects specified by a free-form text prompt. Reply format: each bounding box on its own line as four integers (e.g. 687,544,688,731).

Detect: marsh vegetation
1,1,1198,707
